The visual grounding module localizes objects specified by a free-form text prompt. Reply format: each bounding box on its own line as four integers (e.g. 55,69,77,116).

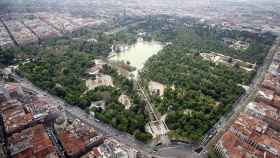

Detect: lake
109,38,163,77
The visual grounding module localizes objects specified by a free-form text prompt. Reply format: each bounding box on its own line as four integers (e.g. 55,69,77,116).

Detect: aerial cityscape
1,0,280,158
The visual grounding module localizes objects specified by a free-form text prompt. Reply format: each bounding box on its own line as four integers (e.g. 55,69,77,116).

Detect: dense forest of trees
17,33,152,142
141,48,253,140
136,16,276,64
18,50,92,106
138,16,275,140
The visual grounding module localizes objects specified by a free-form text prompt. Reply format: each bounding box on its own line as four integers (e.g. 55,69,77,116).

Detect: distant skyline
1,0,280,18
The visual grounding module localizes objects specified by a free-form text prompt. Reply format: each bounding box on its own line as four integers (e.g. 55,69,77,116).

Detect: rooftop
230,113,280,157
231,113,269,137
86,74,114,90
8,124,58,158
57,119,97,156
261,73,280,91
148,81,166,96
80,147,102,158
246,102,280,123
272,94,280,110
27,96,59,115
87,59,107,75
256,88,275,103
216,130,273,158
0,100,33,134
4,83,24,98
118,94,132,110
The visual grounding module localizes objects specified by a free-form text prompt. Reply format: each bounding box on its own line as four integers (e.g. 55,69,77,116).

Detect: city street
45,126,66,158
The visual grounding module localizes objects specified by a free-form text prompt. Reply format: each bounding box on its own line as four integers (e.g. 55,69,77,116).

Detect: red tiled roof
218,131,270,158
230,113,280,157
231,113,268,137
8,124,58,158
0,100,33,133
57,119,97,156
59,132,86,156
262,74,277,91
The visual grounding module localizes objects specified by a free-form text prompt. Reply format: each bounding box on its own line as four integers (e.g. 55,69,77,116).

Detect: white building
118,94,132,110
